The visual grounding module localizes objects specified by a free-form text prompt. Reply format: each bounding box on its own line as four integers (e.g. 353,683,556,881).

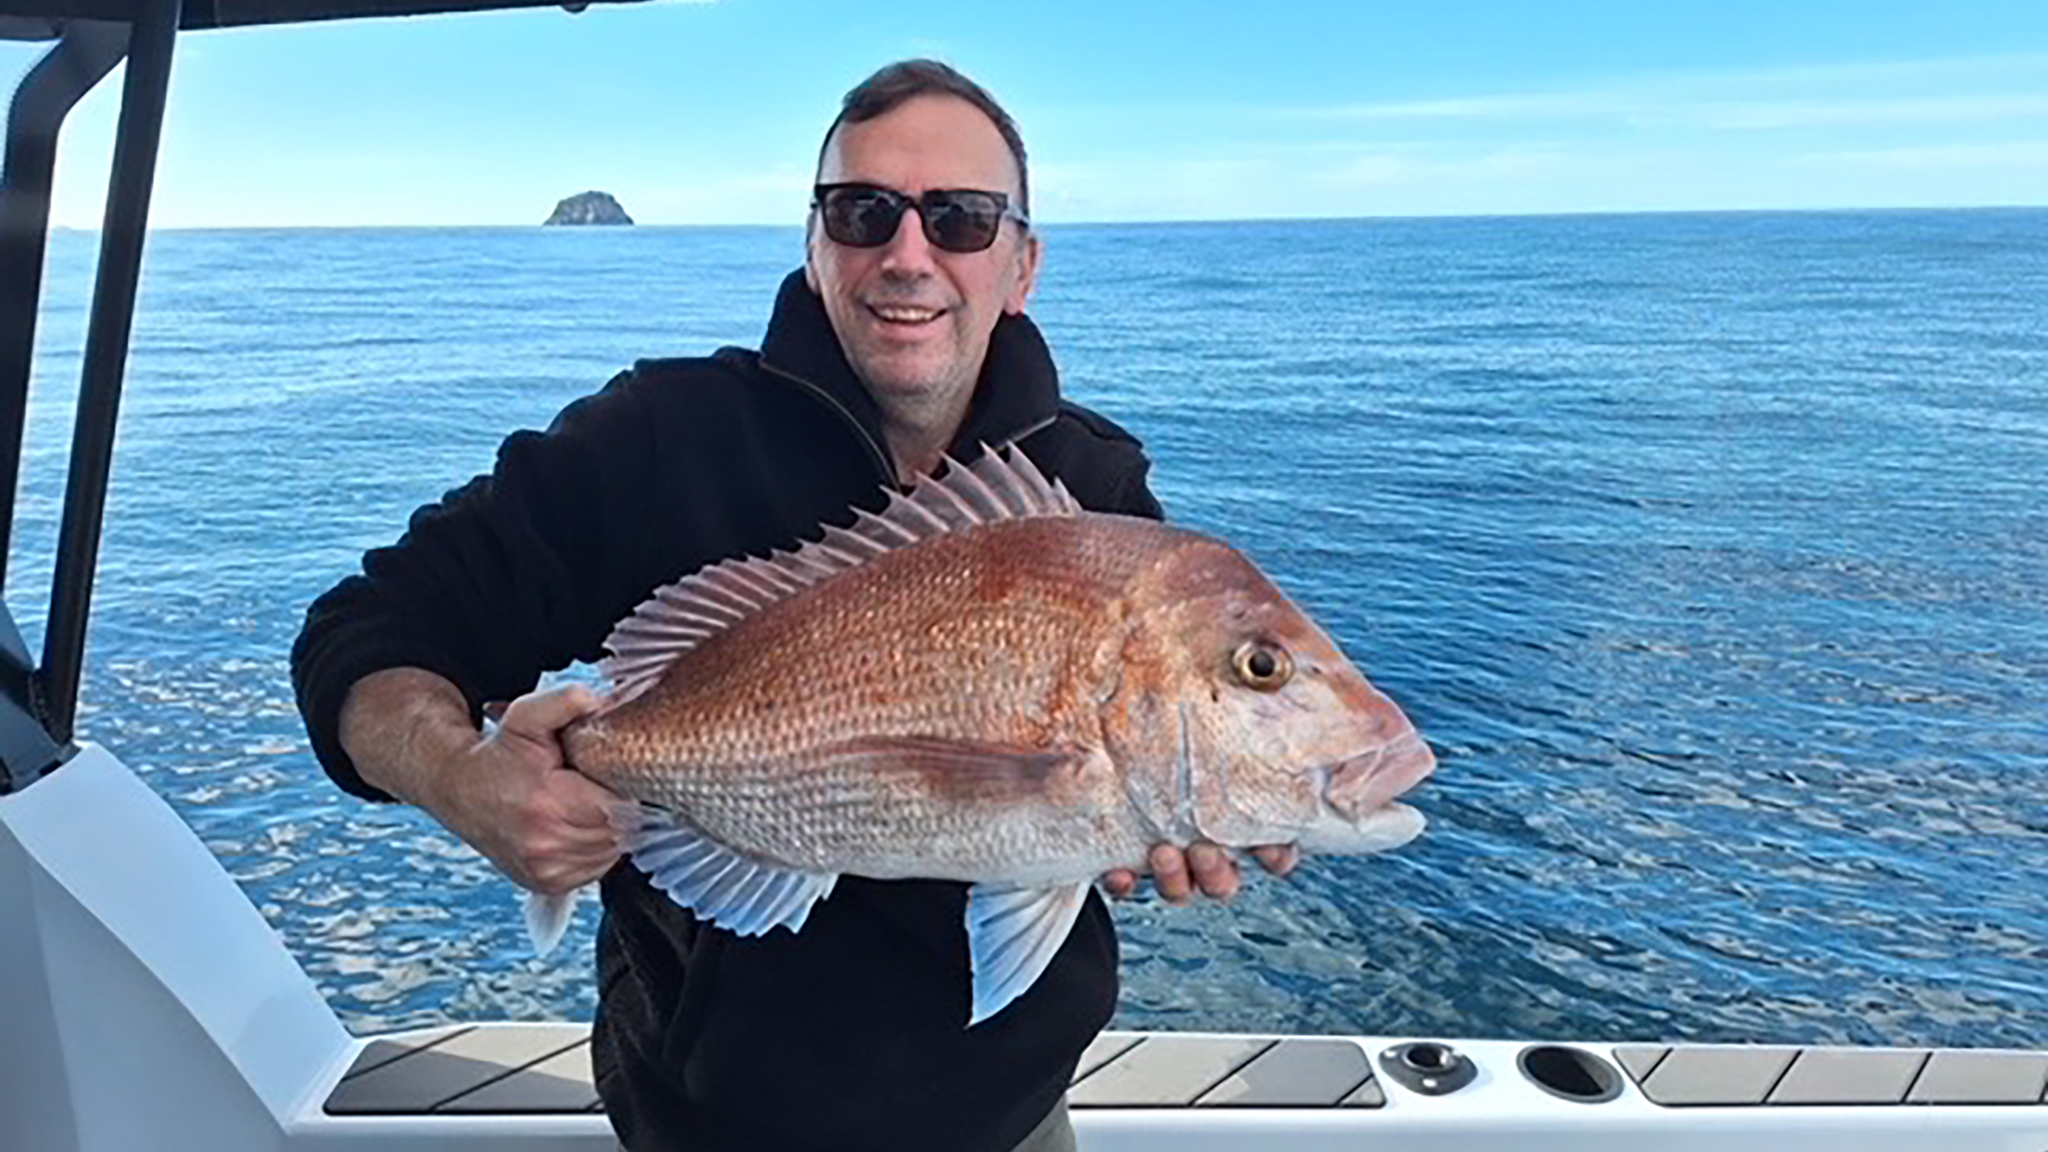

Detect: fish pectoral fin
964,881,1093,1027
619,804,839,937
824,735,1086,802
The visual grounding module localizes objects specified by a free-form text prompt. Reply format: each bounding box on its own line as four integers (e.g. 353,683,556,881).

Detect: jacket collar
757,269,1064,475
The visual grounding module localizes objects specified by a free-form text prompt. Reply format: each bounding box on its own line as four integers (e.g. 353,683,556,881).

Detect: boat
3,3,2045,1148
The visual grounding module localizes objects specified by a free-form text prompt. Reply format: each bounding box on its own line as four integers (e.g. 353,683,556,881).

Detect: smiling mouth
867,303,947,327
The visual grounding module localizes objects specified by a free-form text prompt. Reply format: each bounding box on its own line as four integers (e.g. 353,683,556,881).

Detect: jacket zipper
762,361,1062,488
1002,412,1058,446
759,360,895,488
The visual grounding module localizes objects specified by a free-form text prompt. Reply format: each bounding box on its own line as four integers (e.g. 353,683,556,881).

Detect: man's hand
342,671,622,896
1099,842,1301,904
431,686,622,895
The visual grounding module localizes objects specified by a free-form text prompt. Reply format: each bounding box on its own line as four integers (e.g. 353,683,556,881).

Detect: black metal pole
41,0,181,746
0,22,129,598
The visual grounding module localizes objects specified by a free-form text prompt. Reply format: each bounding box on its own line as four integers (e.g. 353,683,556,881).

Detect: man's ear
803,214,821,293
1004,231,1043,315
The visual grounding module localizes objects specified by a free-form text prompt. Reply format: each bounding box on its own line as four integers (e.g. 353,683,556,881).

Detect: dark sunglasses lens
922,192,1004,252
821,188,909,247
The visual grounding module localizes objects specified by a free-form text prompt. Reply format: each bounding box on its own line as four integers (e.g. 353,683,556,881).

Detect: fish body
555,446,1435,1023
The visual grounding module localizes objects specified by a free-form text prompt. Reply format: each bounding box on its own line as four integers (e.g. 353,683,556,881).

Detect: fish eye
1231,641,1293,691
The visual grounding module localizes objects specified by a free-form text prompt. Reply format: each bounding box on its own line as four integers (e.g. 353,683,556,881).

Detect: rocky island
544,191,634,226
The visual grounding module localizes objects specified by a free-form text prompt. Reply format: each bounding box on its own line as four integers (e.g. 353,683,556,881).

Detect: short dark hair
818,59,1031,217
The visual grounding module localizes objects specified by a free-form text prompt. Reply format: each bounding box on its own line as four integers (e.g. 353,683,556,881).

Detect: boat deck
324,1023,2048,1117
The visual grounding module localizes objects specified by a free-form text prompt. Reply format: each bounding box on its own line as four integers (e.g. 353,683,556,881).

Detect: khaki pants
1012,1098,1077,1152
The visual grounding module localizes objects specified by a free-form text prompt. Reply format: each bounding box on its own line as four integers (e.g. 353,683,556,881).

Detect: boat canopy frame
0,0,641,794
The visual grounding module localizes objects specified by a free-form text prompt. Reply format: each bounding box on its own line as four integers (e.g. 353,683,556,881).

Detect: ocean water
13,210,2048,1045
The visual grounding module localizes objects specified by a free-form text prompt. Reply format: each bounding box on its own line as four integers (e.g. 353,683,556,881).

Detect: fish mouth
1321,730,1437,820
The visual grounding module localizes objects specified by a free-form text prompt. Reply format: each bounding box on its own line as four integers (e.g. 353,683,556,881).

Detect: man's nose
878,205,938,274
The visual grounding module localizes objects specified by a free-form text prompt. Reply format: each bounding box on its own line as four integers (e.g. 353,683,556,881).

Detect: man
291,59,1293,1152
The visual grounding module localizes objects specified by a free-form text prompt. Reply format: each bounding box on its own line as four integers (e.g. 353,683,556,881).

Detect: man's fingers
1149,844,1192,904
558,802,620,831
526,856,614,896
553,773,625,829
1104,843,1303,907
561,844,625,877
511,824,621,890
1186,842,1240,900
1252,844,1300,877
497,774,624,888
498,684,602,740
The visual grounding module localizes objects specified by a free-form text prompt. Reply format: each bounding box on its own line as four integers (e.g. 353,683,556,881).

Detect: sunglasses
813,183,1029,254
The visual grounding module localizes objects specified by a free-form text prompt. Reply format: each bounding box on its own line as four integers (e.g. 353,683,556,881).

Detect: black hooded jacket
291,269,1165,1152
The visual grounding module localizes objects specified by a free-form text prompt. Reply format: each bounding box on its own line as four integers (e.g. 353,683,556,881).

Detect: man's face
806,94,1042,409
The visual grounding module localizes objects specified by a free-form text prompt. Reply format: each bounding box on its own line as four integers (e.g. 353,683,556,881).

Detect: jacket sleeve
1043,400,1167,524
290,369,664,801
1106,452,1166,523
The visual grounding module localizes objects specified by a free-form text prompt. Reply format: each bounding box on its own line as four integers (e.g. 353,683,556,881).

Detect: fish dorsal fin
598,442,1078,705
845,441,1078,551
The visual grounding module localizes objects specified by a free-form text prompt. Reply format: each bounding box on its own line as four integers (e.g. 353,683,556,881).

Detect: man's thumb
498,685,601,738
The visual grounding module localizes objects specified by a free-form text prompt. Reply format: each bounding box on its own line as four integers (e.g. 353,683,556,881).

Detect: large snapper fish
545,445,1436,1025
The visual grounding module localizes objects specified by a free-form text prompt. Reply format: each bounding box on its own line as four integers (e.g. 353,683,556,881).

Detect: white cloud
1276,52,2048,134
1291,92,1617,122
1796,141,2048,170
1312,145,1572,191
1327,153,1420,187
1686,95,2048,130
630,164,815,223
1035,142,1608,222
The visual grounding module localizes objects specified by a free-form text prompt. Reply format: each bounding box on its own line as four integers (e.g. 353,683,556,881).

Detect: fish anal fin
965,881,1092,1027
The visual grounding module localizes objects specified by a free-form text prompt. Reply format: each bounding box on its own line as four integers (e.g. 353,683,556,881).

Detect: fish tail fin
523,887,580,957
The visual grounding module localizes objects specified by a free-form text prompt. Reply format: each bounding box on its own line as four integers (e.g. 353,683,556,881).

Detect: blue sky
4,0,2046,227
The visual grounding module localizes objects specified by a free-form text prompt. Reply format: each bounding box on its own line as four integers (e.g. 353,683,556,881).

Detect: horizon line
48,201,2048,233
